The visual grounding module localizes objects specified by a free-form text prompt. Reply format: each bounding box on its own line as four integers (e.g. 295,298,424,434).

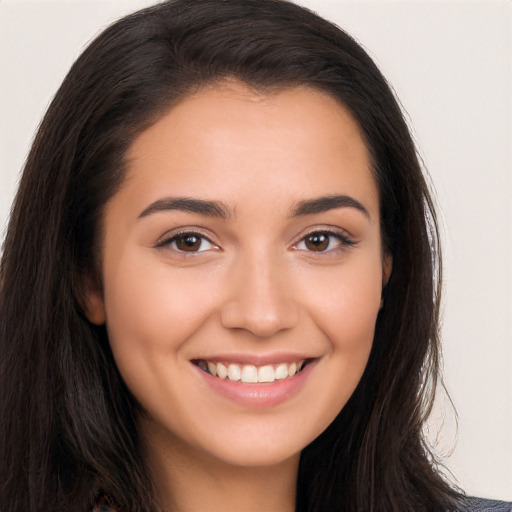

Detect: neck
141,422,299,512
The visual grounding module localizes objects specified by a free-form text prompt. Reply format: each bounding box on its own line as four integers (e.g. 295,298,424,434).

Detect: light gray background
1,0,511,500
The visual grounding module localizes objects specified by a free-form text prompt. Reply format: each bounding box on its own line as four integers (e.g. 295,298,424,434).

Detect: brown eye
294,230,354,254
165,233,214,253
304,233,330,252
175,234,202,251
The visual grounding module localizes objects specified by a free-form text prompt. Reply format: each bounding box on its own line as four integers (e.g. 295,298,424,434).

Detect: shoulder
456,497,512,512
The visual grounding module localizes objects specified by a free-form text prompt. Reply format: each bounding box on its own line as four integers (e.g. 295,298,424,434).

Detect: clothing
91,495,512,512
457,497,512,512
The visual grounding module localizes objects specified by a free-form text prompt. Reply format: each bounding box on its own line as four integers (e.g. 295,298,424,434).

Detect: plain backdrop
0,0,511,501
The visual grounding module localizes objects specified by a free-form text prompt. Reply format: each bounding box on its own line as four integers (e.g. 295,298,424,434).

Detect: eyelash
156,230,217,254
156,228,356,255
292,229,356,254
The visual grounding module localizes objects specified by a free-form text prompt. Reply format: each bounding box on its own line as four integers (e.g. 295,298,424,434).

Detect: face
86,82,390,470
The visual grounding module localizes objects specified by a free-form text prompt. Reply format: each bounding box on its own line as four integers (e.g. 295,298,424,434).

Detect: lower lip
194,361,317,408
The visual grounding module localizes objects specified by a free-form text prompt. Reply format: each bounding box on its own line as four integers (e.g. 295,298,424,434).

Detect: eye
294,230,354,253
158,231,216,253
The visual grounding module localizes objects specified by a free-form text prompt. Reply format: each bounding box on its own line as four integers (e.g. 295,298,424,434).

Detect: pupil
177,235,201,251
306,234,328,251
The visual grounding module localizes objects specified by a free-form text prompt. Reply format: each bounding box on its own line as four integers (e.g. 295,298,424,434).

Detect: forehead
121,82,378,219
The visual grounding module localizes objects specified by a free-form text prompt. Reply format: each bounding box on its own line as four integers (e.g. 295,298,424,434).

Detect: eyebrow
138,193,369,220
291,194,370,218
138,197,232,219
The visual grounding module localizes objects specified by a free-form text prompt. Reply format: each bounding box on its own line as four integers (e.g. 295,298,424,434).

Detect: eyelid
291,227,357,252
155,227,219,252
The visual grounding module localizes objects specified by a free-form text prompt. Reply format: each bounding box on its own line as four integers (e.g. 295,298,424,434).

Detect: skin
86,82,391,512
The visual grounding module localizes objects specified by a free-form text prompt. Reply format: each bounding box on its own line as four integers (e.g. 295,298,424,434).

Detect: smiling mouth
194,360,309,384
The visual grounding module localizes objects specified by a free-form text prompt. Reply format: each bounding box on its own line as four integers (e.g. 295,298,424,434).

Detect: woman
0,1,510,511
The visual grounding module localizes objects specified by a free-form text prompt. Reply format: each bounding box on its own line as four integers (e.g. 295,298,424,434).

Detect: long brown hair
0,1,460,510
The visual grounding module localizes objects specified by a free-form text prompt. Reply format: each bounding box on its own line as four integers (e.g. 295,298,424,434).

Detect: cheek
101,254,219,384
293,255,383,415
105,249,215,329
302,259,383,352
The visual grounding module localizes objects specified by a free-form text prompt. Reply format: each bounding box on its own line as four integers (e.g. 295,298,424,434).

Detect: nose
220,252,300,338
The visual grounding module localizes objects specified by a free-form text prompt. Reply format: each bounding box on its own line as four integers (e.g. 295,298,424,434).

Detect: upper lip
191,352,319,366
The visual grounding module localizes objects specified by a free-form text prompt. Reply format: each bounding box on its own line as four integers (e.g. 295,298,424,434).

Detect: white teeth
207,361,217,376
241,365,258,383
258,365,275,383
217,362,228,379
228,364,241,381
199,360,306,382
274,364,288,380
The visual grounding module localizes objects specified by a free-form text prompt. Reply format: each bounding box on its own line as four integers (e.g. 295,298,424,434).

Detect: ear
382,253,393,288
83,274,106,325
